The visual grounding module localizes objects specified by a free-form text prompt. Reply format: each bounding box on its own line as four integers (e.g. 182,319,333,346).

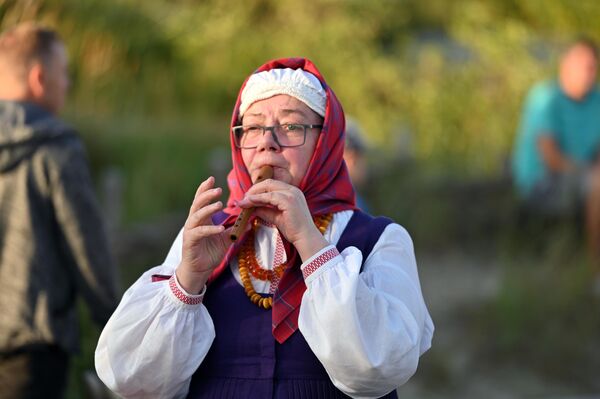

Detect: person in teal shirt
512,38,600,256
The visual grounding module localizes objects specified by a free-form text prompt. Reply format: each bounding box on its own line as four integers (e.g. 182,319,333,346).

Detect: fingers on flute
243,192,288,208
246,178,290,194
187,224,225,239
195,176,215,197
252,207,277,223
189,186,222,217
186,200,223,229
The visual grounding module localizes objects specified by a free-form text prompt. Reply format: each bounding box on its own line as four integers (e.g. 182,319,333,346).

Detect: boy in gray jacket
0,23,118,398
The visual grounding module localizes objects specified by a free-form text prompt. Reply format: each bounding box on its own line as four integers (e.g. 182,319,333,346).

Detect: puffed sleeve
298,224,434,399
95,230,216,399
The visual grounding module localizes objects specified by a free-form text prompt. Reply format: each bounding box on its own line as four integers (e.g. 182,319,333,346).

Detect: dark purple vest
187,211,397,399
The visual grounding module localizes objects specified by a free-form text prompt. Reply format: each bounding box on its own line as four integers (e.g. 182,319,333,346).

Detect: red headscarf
211,57,357,343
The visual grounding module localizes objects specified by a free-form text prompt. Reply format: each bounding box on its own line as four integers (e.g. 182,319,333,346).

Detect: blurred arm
537,135,578,173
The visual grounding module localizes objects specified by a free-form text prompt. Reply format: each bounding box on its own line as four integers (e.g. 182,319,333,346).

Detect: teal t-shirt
512,80,600,196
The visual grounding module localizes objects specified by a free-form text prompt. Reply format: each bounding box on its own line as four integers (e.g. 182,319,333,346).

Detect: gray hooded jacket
0,100,118,354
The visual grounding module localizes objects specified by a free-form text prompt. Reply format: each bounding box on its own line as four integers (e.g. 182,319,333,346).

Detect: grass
472,226,600,390
66,303,101,399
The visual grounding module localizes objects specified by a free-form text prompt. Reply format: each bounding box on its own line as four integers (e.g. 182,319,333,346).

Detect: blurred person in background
96,57,433,399
344,117,371,213
0,23,118,399
512,38,600,259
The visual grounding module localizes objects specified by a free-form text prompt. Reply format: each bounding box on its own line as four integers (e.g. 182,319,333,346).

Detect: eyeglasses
232,123,323,149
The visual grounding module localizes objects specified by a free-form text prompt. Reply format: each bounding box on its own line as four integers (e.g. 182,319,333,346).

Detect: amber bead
237,214,332,309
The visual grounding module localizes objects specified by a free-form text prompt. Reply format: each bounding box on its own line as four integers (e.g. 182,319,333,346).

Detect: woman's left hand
237,179,329,261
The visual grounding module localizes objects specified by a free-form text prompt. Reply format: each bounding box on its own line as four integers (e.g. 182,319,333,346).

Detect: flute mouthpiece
229,165,274,241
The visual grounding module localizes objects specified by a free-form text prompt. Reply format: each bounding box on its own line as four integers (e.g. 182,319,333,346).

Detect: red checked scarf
209,57,356,343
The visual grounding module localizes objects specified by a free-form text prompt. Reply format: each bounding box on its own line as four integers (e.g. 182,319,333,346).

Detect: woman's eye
245,126,262,134
284,124,301,131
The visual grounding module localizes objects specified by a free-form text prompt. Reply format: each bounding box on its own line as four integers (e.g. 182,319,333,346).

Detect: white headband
239,68,327,118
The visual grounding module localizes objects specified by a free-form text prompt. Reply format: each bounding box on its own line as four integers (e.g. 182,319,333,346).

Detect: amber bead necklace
238,214,333,309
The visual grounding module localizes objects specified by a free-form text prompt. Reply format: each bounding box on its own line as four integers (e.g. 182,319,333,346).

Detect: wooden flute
229,165,274,241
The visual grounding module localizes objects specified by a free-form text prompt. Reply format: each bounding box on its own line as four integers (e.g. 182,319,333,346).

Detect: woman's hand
176,176,232,294
237,179,329,261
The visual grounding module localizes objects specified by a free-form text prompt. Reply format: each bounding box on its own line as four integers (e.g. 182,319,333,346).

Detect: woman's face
240,94,323,187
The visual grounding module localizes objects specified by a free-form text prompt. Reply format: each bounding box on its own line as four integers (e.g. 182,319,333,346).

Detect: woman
95,58,434,399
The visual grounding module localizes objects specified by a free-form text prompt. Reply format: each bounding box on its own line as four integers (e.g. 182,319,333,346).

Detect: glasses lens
234,126,262,148
276,124,306,147
234,124,307,148
232,126,244,148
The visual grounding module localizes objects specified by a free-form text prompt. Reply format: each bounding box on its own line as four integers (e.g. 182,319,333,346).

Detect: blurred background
2,0,600,397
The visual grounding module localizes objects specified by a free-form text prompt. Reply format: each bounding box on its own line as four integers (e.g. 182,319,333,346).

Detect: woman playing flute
95,58,434,399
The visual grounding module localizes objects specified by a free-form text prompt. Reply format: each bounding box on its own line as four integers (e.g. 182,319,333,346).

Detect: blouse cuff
300,245,341,283
168,274,206,306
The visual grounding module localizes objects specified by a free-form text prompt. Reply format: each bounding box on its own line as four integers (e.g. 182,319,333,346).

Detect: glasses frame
232,124,323,149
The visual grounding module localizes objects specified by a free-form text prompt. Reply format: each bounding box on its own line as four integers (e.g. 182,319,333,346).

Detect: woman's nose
255,127,281,152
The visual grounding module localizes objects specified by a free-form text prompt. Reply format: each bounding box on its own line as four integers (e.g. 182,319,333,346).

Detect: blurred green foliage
3,0,600,187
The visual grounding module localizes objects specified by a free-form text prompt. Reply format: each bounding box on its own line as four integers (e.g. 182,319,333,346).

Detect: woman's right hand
176,176,232,294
